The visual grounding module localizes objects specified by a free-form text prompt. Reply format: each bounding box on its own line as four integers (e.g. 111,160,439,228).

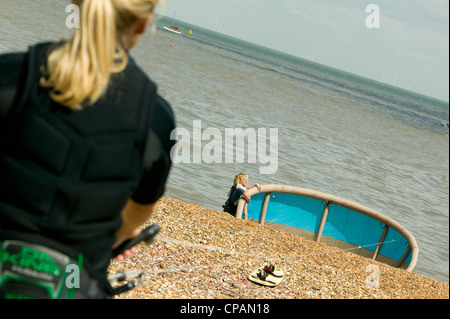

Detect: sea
0,1,448,284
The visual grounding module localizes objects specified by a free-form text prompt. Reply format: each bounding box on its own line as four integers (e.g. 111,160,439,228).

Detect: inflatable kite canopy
236,184,419,272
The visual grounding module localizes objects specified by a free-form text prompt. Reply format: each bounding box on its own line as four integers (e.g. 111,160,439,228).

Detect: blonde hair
40,0,160,110
234,173,248,185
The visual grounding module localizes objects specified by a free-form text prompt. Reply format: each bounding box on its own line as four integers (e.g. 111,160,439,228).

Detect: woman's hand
112,199,159,260
112,227,141,261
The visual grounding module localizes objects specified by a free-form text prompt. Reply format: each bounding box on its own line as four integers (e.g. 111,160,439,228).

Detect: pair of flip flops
248,264,284,287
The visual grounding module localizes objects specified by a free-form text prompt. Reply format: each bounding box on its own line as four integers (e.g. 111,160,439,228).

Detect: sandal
255,269,276,284
257,269,268,281
263,264,283,278
248,266,284,287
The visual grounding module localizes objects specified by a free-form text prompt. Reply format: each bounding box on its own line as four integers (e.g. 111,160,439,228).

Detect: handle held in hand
112,223,160,257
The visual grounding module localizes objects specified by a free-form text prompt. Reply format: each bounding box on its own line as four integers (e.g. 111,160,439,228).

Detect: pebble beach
108,197,449,299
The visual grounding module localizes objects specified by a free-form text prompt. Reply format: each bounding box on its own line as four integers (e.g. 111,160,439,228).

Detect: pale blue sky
156,0,449,102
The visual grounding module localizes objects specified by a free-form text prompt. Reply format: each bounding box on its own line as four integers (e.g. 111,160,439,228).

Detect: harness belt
0,240,110,299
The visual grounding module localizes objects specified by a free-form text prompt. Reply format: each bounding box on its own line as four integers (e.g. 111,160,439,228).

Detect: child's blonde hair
234,173,248,185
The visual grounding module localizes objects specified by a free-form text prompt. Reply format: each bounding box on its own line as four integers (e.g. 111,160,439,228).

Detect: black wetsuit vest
0,42,172,276
222,184,238,215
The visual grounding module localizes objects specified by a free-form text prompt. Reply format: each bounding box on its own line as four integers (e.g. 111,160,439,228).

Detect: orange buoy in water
170,44,174,47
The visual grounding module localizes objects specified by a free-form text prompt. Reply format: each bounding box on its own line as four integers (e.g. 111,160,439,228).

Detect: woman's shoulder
155,94,174,122
125,56,153,82
0,50,28,118
0,41,63,78
0,51,27,81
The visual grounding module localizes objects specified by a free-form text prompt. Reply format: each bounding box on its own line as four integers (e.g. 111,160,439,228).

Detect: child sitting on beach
223,173,262,216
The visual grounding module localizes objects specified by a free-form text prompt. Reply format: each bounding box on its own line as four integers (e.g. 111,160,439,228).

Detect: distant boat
163,25,182,34
164,11,183,34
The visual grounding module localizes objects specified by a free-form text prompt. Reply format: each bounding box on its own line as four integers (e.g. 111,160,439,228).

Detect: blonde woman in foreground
0,0,174,298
